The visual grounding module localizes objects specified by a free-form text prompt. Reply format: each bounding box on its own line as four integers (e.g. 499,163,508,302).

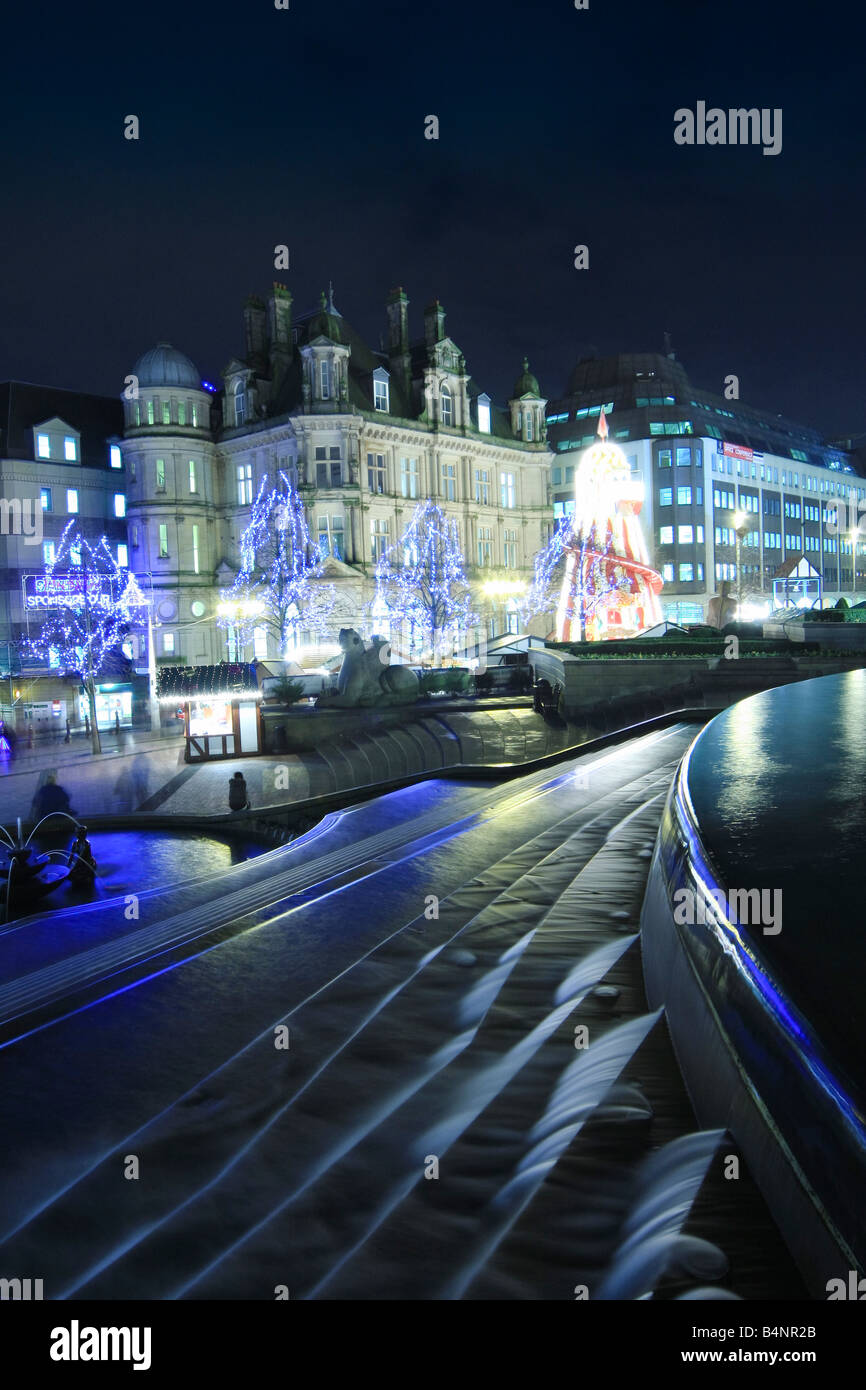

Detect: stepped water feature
0,722,804,1300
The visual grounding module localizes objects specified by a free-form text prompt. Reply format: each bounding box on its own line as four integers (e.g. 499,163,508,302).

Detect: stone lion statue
317,629,420,708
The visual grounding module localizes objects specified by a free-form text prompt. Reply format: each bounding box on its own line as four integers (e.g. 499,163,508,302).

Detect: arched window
234,381,247,426
440,384,452,427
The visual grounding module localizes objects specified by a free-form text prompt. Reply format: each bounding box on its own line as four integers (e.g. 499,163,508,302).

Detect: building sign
723,442,753,463
23,572,116,609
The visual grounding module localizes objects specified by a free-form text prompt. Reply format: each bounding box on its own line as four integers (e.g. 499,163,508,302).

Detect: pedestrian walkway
0,708,577,823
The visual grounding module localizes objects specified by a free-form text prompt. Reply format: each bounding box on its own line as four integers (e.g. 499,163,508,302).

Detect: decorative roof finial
328,281,335,312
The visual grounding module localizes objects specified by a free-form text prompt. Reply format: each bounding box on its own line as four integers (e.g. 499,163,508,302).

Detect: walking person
64,718,71,744
228,770,250,812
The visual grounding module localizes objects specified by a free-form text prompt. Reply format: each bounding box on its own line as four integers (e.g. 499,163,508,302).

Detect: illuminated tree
27,522,146,752
371,500,477,664
218,472,336,658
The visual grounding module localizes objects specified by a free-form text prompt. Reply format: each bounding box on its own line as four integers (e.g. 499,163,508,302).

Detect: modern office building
0,383,128,728
546,352,865,622
120,286,554,665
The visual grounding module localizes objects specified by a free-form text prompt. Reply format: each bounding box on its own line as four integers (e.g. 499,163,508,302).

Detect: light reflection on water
686,669,866,1089
29,829,264,907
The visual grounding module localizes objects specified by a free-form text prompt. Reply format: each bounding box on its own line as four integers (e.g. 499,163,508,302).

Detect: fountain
0,814,95,923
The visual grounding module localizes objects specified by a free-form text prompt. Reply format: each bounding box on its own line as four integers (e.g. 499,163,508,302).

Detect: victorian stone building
121,286,553,666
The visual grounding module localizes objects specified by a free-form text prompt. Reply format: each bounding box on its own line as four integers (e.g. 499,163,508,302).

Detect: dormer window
234,381,247,426
373,368,390,413
477,393,491,434
440,384,452,427
32,419,81,462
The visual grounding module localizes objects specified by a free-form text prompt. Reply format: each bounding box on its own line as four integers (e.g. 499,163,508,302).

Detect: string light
371,499,478,662
27,521,146,679
218,471,337,657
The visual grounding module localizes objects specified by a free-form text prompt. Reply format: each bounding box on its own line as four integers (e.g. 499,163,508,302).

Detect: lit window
192,523,200,574
110,445,122,469
658,450,672,467
400,457,419,500
678,525,693,544
70,541,82,566
178,402,186,426
147,400,154,425
43,541,55,564
163,631,175,653
662,562,674,582
659,488,672,506
40,487,52,511
373,371,390,412
318,514,344,559
677,485,692,504
192,404,199,428
500,472,515,508
133,403,141,425
477,525,493,567
188,460,197,493
679,563,695,581
477,394,491,434
253,627,268,660
475,469,490,505
37,433,51,458
659,526,674,544
114,494,126,518
117,543,129,568
440,385,452,426
367,453,386,494
162,402,171,425
67,488,79,514
370,518,390,562
156,458,166,490
64,436,77,461
236,462,253,505
676,447,691,466
159,523,168,558
525,411,534,441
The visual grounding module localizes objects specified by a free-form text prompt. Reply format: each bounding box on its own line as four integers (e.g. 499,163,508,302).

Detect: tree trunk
86,675,101,754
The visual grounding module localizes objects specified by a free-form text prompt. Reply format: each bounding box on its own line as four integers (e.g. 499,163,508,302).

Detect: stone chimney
268,283,293,393
424,299,446,352
244,295,268,368
387,287,411,395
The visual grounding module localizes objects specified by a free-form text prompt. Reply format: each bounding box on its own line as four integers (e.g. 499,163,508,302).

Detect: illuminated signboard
723,442,753,462
23,572,117,610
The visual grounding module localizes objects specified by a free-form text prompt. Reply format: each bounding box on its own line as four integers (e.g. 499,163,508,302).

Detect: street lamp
733,509,750,617
217,599,265,661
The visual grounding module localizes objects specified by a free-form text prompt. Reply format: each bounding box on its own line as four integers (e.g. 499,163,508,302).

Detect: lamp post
217,600,265,662
733,509,750,618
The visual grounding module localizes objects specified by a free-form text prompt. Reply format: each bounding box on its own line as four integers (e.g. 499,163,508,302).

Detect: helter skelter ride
556,410,664,641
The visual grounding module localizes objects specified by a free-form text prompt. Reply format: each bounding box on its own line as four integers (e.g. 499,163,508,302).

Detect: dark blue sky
1,0,862,436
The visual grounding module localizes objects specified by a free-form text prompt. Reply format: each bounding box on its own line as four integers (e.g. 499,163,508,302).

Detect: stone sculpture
318,629,419,708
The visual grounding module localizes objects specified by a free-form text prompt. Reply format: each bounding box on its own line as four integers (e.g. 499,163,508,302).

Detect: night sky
1,0,862,436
